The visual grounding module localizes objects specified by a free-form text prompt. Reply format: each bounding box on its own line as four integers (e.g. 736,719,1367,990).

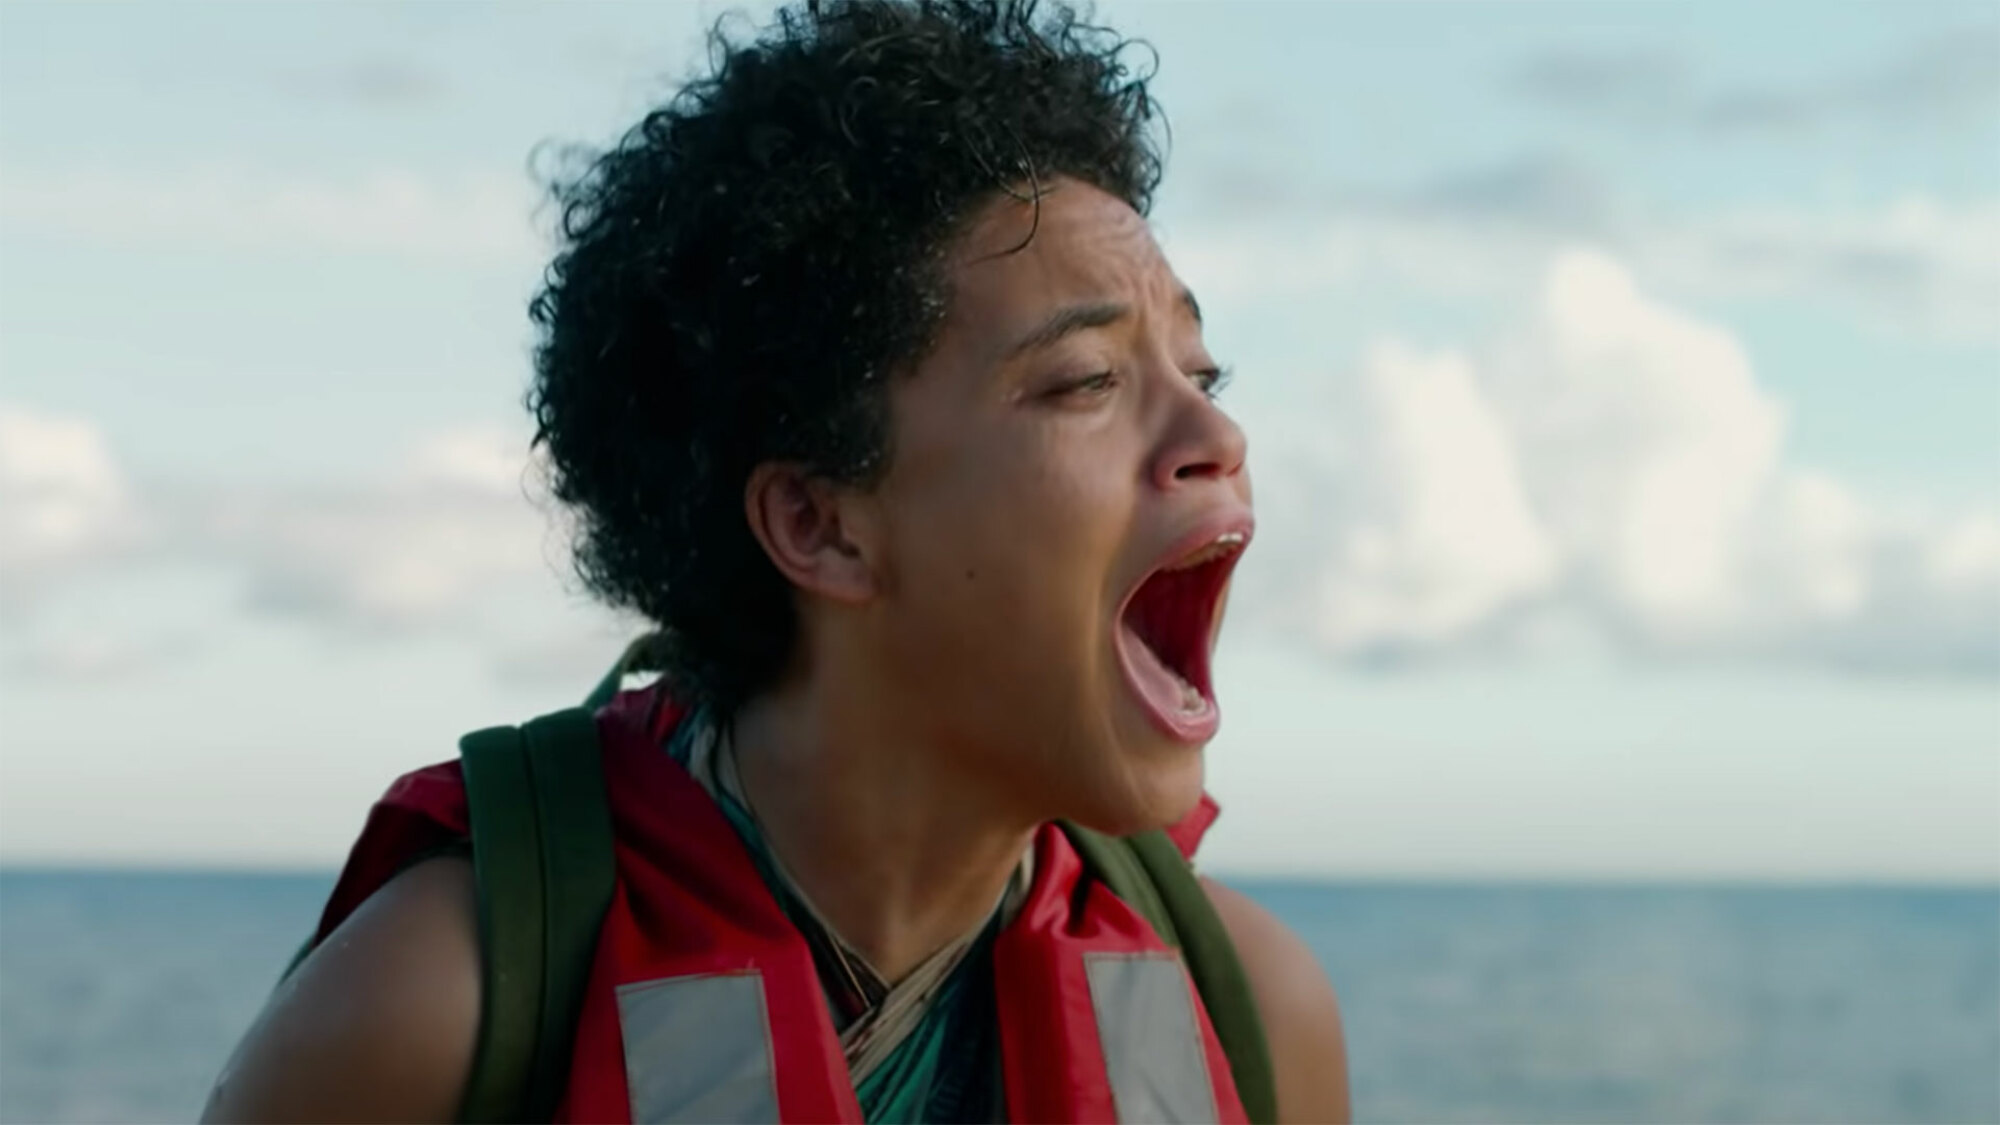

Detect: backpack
324,637,1277,1123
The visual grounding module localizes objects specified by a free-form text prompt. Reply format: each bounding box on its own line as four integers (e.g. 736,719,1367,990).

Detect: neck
727,671,1038,985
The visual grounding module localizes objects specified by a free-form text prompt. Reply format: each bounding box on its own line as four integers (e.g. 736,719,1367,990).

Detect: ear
743,462,878,605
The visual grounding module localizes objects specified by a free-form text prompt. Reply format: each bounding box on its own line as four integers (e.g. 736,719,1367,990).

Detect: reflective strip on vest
616,971,781,1124
1086,951,1221,1125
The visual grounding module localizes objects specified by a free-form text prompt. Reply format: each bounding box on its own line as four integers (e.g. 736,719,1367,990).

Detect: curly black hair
527,0,1164,709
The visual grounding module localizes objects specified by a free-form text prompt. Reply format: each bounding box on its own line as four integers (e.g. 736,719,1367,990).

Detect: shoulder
1201,876,1351,1125
202,855,482,1124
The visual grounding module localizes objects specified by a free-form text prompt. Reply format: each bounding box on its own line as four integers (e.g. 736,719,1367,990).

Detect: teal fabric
847,918,1001,1124
665,711,1002,1123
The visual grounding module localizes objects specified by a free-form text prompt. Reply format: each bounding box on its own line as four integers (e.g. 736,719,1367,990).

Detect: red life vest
315,685,1247,1124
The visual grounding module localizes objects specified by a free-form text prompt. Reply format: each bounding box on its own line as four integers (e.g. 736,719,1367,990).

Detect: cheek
885,433,1129,658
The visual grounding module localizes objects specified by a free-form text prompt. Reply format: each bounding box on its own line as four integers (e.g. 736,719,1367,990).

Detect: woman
205,1,1347,1120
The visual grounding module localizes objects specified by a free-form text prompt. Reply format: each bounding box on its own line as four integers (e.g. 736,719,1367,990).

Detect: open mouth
1115,529,1248,742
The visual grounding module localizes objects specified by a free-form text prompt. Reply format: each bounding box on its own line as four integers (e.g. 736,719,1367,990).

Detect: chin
1062,724,1209,838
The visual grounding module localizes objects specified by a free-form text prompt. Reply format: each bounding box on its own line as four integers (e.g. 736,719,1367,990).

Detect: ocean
0,871,1994,1123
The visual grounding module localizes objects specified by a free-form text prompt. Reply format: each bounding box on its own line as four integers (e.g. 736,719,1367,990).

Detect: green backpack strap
457,707,617,1124
583,633,664,711
454,636,655,1122
1059,822,1280,1125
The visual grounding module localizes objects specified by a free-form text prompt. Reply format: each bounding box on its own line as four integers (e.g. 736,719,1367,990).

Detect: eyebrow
1003,288,1205,360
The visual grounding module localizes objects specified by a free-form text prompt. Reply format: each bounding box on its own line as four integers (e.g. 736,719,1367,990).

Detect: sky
1,0,1995,881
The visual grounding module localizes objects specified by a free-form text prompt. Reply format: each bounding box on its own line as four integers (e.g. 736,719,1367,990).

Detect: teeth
1168,665,1208,713
1166,531,1247,572
1180,680,1204,712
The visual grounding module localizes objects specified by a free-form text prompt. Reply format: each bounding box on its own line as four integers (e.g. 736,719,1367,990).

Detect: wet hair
527,0,1163,708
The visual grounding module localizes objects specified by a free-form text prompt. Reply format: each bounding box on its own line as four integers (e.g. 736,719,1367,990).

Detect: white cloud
1509,28,2000,137
1638,196,2000,343
198,425,646,685
1236,249,2000,674
1507,248,1788,631
0,165,543,264
1303,341,1559,653
0,413,598,655
2,633,187,680
0,405,658,693
0,405,147,599
206,424,563,629
1174,170,2000,343
404,426,543,496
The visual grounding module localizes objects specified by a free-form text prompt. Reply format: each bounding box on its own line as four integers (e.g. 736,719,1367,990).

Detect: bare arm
1203,877,1351,1125
202,856,482,1124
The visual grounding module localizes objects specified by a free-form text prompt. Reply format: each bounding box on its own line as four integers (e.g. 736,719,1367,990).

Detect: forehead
939,180,1179,354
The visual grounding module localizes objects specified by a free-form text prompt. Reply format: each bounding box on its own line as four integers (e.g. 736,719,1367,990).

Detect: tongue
1119,619,1205,717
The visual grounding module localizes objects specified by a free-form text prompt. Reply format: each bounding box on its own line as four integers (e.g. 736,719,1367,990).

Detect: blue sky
2,1,1994,880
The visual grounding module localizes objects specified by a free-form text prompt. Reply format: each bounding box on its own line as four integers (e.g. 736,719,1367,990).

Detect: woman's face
857,178,1253,834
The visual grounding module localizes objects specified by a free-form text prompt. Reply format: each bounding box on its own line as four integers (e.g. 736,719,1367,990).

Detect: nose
1150,375,1248,492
